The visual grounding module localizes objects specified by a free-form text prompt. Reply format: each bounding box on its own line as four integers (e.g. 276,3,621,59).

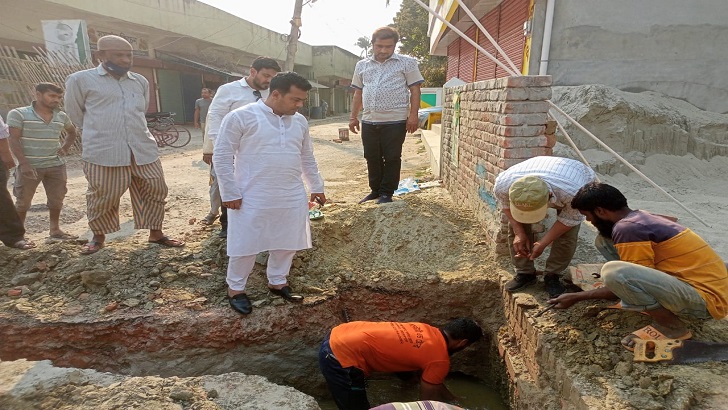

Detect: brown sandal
80,241,104,255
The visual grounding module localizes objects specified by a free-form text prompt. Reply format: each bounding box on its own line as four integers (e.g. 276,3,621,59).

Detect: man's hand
310,193,327,206
18,163,37,180
512,233,531,258
222,198,242,210
194,122,200,129
530,241,547,260
547,292,582,309
202,153,213,165
349,118,360,134
57,145,71,156
406,114,419,133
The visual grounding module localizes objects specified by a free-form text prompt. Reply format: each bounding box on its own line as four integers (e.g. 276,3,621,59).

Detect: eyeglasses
253,90,262,101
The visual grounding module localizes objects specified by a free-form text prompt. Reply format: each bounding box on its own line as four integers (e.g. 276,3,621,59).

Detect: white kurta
213,100,325,256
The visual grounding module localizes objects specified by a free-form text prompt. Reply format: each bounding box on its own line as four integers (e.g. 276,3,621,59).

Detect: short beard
591,216,615,240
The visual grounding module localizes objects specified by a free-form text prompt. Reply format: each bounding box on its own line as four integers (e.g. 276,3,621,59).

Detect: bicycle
145,112,191,148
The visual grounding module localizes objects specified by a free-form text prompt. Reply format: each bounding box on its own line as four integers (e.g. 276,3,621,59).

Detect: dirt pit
0,188,510,409
0,120,510,408
2,119,728,409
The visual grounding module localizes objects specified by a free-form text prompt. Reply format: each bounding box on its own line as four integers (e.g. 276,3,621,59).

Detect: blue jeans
602,261,712,319
319,331,370,410
361,122,407,197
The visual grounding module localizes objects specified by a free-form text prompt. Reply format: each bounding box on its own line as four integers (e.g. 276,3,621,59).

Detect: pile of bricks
441,75,555,254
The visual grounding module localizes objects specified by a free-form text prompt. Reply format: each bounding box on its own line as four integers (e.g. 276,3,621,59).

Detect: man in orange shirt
319,318,482,409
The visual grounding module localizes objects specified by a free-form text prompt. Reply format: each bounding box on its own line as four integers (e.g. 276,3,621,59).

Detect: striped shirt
6,103,71,169
64,64,158,166
494,156,597,226
351,53,424,123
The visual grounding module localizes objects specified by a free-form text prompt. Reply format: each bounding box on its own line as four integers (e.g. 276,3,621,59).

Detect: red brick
503,75,553,88
498,125,546,137
499,136,549,149
501,147,551,159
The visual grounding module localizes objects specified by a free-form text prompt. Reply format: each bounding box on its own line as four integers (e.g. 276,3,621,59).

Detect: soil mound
0,188,494,322
552,85,728,159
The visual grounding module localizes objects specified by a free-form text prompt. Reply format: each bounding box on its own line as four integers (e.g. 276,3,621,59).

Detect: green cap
509,175,549,224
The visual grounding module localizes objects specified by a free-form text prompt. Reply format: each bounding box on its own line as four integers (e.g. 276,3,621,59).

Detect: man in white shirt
493,156,597,297
202,57,281,237
349,27,424,205
214,72,326,314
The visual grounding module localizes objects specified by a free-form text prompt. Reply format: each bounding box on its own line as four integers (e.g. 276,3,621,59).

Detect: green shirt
6,103,71,169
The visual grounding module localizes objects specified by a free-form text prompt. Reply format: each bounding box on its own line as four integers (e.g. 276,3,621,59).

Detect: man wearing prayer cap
64,35,184,255
493,156,597,297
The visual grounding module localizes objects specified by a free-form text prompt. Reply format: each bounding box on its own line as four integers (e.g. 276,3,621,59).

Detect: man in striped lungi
64,35,184,255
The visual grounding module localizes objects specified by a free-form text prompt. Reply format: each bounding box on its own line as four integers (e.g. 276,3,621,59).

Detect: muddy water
318,373,507,410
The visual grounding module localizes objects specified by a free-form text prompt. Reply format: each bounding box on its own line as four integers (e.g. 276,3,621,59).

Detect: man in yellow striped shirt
548,182,727,351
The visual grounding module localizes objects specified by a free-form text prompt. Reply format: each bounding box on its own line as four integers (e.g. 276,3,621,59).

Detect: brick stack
441,76,553,254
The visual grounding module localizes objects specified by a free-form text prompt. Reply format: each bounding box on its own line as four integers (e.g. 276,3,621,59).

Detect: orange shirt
329,321,450,385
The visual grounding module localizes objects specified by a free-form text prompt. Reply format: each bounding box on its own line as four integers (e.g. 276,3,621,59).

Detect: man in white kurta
214,72,326,314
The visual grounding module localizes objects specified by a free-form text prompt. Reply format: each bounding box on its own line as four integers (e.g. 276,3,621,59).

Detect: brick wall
441,76,554,254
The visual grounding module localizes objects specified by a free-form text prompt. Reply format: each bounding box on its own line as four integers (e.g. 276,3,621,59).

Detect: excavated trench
0,196,530,408
0,279,509,408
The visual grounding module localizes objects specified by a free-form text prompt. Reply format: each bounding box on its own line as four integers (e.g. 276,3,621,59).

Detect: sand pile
551,85,728,159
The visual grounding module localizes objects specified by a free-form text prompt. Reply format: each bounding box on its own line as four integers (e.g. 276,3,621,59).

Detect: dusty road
19,118,433,242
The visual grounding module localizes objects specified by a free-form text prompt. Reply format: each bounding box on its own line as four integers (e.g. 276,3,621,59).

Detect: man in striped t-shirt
7,82,78,240
494,156,598,297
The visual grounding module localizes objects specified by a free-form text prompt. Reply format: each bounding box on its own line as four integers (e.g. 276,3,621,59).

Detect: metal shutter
459,25,477,83
475,8,500,81
447,40,460,81
495,0,528,78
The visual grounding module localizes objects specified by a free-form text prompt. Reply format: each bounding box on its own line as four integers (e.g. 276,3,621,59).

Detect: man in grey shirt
194,88,212,138
64,35,184,255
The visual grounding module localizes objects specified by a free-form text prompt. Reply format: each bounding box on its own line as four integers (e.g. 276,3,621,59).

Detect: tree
355,36,372,58
392,0,447,87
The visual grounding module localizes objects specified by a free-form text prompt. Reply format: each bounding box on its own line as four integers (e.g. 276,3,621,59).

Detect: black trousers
361,121,407,197
0,168,25,246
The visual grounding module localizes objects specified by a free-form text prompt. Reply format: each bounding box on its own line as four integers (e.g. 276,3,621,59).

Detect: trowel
633,339,728,364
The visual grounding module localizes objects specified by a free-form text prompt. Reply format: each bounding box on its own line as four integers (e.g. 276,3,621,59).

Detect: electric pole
284,0,304,72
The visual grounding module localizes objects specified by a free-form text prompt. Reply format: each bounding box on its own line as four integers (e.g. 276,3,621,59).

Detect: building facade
429,0,728,113
0,0,356,120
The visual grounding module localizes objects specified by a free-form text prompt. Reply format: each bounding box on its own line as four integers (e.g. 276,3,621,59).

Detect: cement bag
568,263,605,291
